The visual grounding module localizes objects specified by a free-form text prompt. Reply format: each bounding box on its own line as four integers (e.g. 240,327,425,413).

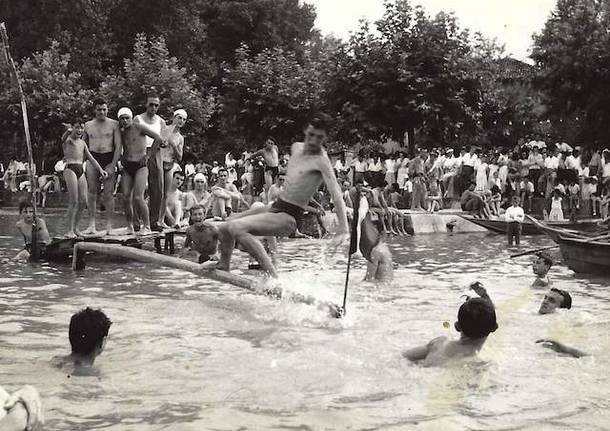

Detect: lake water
1,209,609,430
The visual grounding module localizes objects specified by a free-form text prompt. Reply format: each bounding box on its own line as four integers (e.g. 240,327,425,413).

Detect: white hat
173,109,187,119
118,107,133,119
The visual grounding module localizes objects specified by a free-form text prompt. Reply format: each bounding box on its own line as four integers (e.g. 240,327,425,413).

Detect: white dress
475,162,489,191
549,197,564,221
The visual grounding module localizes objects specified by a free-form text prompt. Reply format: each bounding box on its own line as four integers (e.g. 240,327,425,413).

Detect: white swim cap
194,173,206,183
173,109,187,120
117,107,133,119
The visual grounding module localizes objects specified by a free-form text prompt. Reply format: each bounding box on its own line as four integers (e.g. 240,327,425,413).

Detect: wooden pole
71,242,343,317
1,23,39,260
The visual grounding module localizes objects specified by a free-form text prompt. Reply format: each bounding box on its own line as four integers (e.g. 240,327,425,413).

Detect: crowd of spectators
3,140,610,222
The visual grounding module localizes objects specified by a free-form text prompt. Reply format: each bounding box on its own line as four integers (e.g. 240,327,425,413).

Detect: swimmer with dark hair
532,251,553,287
14,201,51,261
53,307,112,370
182,205,219,263
403,282,498,366
538,288,572,314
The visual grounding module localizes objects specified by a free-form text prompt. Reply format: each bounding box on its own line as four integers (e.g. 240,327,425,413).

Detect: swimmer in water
532,251,553,287
403,282,498,366
14,201,51,261
217,114,349,278
53,307,112,370
538,288,572,315
182,205,219,263
364,221,393,282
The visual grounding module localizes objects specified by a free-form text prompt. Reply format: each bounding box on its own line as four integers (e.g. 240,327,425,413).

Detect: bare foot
65,232,77,239
82,226,97,235
138,227,152,236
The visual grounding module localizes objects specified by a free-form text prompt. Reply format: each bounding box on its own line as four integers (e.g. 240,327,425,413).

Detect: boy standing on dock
505,196,525,246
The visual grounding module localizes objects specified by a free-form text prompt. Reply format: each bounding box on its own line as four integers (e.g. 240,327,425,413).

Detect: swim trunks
270,199,304,224
66,163,84,179
122,157,147,178
90,151,114,169
265,166,279,180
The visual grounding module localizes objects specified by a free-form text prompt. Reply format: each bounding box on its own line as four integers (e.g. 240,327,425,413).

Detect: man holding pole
217,115,349,278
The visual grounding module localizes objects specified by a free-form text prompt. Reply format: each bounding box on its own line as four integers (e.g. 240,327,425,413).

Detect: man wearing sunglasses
134,93,166,229
216,115,349,277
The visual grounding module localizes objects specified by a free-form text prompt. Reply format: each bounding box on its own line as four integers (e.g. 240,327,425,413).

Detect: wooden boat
460,215,602,236
526,216,605,243
557,234,610,275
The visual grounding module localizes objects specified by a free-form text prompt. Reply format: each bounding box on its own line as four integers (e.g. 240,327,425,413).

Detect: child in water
403,282,498,366
14,201,51,261
364,225,393,282
183,205,219,263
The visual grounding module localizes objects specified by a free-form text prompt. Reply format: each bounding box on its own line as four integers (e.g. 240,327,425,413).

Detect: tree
325,0,483,151
0,41,93,161
99,34,216,157
531,0,610,145
219,44,326,154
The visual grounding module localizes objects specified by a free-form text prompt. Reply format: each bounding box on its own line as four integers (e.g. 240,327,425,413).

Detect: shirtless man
83,98,121,234
253,137,279,191
117,107,165,235
217,115,349,277
156,109,186,229
164,170,188,227
208,168,248,220
135,94,166,229
267,174,284,204
364,224,393,282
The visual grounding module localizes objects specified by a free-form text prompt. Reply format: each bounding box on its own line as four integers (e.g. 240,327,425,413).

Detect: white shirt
54,160,66,173
462,153,478,167
544,156,559,169
353,160,367,173
184,163,195,177
505,206,525,222
565,155,581,170
404,179,413,193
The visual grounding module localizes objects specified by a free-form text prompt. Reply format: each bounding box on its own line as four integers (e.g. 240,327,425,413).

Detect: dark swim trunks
90,151,114,169
265,166,279,180
270,199,304,224
122,157,147,178
66,163,84,179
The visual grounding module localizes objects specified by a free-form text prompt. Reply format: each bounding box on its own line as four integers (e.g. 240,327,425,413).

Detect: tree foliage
531,0,610,145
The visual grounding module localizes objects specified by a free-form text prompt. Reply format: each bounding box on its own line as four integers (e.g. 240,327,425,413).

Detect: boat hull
461,215,602,237
557,235,610,275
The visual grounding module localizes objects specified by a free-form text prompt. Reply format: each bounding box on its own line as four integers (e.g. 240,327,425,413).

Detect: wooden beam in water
71,242,256,291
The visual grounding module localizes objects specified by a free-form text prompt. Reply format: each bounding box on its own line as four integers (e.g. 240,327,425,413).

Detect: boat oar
510,245,558,258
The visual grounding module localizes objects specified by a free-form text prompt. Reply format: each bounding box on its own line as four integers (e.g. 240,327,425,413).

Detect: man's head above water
456,285,498,339
532,252,553,277
539,288,572,314
69,307,112,357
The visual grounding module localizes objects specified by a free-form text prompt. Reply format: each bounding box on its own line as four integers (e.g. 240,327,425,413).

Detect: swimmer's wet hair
536,251,553,267
69,307,112,355
457,297,498,339
93,97,107,107
19,201,33,213
550,288,572,309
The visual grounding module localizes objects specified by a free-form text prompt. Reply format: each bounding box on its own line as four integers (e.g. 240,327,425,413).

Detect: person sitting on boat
548,188,564,221
538,288,572,314
460,182,485,218
402,282,498,366
532,251,553,287
53,307,112,371
182,205,219,264
14,201,51,261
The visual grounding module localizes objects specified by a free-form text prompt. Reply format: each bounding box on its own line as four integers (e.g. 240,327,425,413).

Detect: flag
349,193,380,260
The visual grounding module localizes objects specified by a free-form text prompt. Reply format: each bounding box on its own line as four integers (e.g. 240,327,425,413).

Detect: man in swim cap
82,97,122,235
155,109,186,230
117,106,166,235
216,114,349,277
